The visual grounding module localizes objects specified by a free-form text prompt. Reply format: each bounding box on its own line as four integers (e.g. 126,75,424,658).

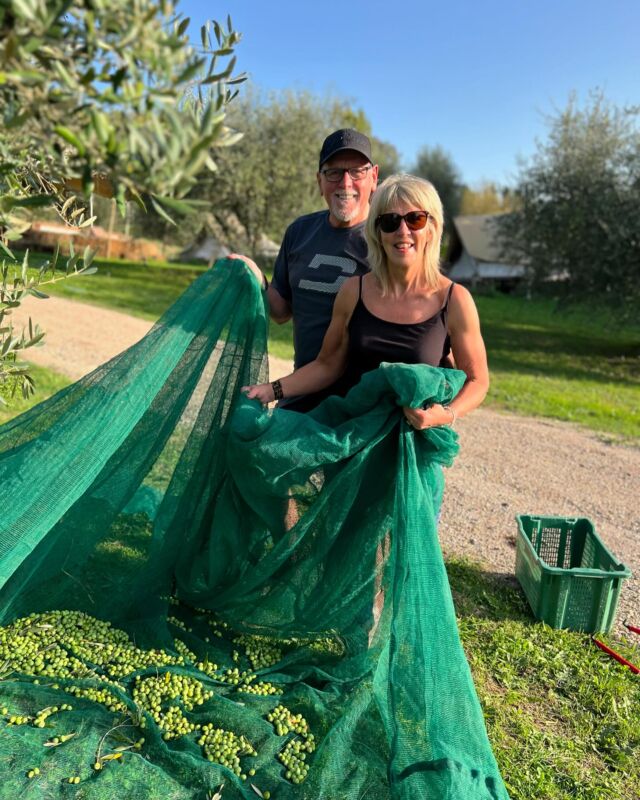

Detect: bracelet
271,379,284,401
443,404,457,427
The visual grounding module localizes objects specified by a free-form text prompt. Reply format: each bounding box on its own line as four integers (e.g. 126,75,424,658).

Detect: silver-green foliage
0,0,245,395
498,92,640,308
0,0,245,231
0,245,97,402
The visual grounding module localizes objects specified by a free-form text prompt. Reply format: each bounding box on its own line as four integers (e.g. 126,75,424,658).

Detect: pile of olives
1,608,324,788
64,684,128,715
266,705,309,737
198,723,257,775
7,713,30,725
33,703,73,728
195,658,219,679
278,734,316,785
132,673,212,739
168,615,190,632
266,704,316,785
238,681,283,697
173,637,198,662
215,666,256,686
234,633,283,670
308,636,344,656
0,610,185,683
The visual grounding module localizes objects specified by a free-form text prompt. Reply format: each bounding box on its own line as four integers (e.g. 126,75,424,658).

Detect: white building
447,214,525,288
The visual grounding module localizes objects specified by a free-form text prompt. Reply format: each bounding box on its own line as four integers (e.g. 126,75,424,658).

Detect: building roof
451,214,508,263
446,213,525,281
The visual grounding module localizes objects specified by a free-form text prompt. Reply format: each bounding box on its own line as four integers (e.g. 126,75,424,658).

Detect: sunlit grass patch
450,557,640,800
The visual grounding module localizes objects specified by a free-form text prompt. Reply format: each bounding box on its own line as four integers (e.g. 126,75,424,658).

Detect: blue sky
181,0,639,188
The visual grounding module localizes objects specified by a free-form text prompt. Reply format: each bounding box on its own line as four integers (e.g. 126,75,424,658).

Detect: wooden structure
17,221,164,261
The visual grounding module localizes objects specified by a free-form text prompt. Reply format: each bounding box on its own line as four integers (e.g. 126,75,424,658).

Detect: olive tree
0,0,244,399
190,90,401,259
193,89,328,258
498,93,640,309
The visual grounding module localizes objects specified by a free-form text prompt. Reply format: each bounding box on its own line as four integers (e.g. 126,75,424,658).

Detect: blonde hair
365,173,444,294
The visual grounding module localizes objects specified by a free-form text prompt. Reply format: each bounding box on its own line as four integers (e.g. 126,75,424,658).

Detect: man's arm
266,284,292,324
227,253,292,324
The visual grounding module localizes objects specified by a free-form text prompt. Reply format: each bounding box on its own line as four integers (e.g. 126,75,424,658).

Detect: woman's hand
242,383,275,405
402,403,455,430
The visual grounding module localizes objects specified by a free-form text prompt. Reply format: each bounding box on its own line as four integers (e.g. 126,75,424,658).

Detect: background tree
412,145,464,236
460,183,515,215
330,101,401,180
371,139,402,182
0,0,244,398
498,92,640,309
190,90,401,259
194,89,328,258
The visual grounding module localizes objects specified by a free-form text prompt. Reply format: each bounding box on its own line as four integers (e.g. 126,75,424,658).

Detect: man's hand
242,383,275,405
228,253,266,290
228,253,292,323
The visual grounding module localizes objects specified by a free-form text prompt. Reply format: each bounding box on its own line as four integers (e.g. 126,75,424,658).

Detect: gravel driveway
440,411,639,638
13,296,640,637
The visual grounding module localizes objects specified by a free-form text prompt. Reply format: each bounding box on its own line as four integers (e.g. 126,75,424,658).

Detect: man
231,129,378,408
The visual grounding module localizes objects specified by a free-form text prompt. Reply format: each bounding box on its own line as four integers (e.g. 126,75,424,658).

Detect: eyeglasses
320,165,373,182
375,211,431,233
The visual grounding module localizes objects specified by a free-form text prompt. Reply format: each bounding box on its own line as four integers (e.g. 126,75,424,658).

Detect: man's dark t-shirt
271,210,369,371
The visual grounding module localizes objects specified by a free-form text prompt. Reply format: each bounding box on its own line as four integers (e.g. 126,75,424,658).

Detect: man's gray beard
331,199,357,223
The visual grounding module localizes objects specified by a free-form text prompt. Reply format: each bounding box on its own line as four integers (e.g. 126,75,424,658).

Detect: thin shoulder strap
443,281,455,311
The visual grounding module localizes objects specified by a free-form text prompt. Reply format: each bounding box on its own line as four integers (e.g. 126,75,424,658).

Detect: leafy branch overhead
0,0,246,238
0,0,245,398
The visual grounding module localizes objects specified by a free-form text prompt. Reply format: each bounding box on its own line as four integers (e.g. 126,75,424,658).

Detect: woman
244,173,489,429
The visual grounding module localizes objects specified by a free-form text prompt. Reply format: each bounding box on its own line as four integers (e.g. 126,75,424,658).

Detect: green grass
267,317,295,361
8,252,640,439
0,364,70,426
449,557,640,800
476,294,640,441
23,250,207,321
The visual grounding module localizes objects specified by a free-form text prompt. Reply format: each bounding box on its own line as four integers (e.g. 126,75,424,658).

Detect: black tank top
339,277,454,393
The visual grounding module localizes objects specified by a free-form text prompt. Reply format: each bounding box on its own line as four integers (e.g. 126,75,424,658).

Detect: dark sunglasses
375,211,431,233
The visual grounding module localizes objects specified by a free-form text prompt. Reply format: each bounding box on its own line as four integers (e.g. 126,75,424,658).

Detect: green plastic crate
515,515,632,633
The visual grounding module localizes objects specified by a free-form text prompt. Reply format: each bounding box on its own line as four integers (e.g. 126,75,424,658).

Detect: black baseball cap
319,129,372,168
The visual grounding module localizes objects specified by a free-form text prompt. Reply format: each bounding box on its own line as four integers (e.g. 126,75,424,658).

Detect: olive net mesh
0,259,509,799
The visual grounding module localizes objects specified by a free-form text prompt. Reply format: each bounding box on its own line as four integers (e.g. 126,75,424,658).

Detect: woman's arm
404,284,489,429
242,277,359,404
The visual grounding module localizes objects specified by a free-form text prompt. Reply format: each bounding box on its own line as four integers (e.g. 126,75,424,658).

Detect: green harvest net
0,259,509,800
